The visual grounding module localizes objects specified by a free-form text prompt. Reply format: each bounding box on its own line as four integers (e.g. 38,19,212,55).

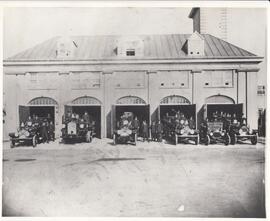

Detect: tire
113,134,116,145
32,135,37,148
206,135,210,146
224,134,231,146
195,135,199,145
134,134,137,146
86,131,91,143
231,134,236,145
10,140,15,148
251,135,257,145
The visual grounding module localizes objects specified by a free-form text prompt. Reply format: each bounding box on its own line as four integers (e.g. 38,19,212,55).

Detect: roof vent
56,36,75,59
184,31,205,56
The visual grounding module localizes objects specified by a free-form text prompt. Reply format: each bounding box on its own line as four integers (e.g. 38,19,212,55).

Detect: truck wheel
113,134,116,145
195,135,199,145
251,135,257,145
225,134,231,146
10,141,15,148
206,135,210,146
231,134,236,145
32,135,37,148
86,131,91,143
134,134,137,146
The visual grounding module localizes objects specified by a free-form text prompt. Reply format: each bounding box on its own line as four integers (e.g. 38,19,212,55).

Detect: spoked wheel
224,133,231,146
175,134,178,145
195,135,199,145
113,134,116,145
32,135,37,148
230,134,237,145
10,140,15,148
86,131,92,143
134,133,137,146
251,135,257,145
205,135,210,146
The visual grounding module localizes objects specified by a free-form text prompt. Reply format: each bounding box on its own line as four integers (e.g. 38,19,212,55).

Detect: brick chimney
189,7,227,40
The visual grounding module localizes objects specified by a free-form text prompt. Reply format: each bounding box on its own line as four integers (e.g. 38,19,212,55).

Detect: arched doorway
112,96,149,137
19,97,58,125
65,96,102,138
159,95,196,125
204,95,243,121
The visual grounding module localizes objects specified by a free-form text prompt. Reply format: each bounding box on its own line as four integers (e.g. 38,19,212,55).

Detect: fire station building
3,30,263,139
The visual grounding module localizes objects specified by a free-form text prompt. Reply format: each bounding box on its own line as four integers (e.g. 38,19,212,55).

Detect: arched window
71,96,101,105
116,96,146,105
28,97,58,106
160,95,190,104
205,95,235,104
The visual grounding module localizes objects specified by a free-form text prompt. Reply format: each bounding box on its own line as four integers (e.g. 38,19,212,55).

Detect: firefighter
189,116,195,129
83,112,90,124
231,113,238,124
33,115,40,128
200,118,209,144
41,119,49,143
25,116,33,128
151,121,157,141
132,116,140,135
156,120,163,142
142,120,149,142
48,121,55,141
47,113,52,123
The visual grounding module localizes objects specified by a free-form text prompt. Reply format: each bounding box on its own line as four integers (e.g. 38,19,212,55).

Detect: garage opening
112,96,149,137
201,95,243,122
159,95,196,126
19,97,58,126
206,104,243,121
65,96,102,138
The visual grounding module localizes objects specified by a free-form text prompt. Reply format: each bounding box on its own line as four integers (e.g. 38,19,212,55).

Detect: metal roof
6,34,257,61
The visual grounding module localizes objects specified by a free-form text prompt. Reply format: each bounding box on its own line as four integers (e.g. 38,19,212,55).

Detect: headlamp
25,131,30,137
210,132,213,136
190,129,194,135
180,129,184,135
80,124,84,129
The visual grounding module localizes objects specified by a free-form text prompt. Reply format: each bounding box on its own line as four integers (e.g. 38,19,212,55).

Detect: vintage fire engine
163,116,199,145
200,121,231,145
9,122,42,148
61,117,94,143
229,119,257,145
113,112,137,145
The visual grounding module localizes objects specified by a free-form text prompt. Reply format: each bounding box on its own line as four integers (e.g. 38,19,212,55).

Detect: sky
3,7,267,84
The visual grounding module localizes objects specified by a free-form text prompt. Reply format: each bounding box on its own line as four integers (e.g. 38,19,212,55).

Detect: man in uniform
25,116,33,128
142,120,149,142
200,118,209,144
83,112,90,124
48,121,55,141
132,116,140,136
156,120,163,142
41,119,49,143
189,116,196,129
151,121,157,141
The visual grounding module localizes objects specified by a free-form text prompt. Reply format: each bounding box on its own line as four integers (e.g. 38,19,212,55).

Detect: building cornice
3,57,263,67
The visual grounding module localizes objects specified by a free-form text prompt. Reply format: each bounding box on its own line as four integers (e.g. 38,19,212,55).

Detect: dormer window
117,36,144,57
184,31,205,56
126,49,135,56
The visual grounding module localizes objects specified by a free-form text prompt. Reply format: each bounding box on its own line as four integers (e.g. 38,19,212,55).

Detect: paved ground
2,139,266,217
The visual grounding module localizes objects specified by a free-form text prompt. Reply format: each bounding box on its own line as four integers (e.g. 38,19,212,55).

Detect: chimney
189,7,227,40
